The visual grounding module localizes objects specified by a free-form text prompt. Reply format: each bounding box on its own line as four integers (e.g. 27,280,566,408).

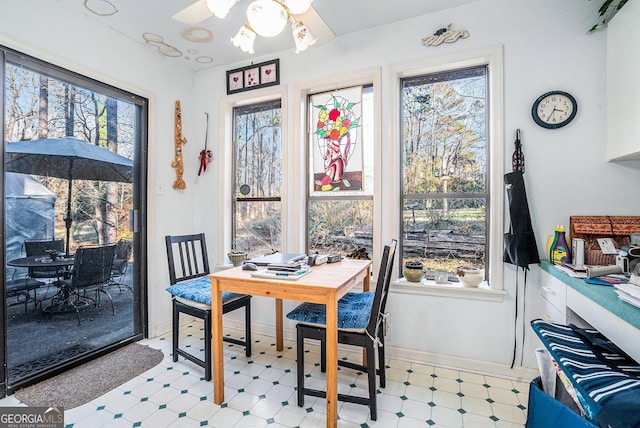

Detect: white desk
539,261,640,362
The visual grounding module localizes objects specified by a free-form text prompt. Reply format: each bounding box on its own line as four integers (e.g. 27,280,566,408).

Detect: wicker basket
586,249,616,266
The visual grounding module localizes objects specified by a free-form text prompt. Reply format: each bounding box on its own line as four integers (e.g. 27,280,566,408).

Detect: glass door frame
0,45,148,397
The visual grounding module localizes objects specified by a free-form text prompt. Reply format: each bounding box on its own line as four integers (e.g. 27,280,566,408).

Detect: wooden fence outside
310,230,485,264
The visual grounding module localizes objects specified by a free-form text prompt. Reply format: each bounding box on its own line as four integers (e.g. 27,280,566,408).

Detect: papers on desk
614,283,640,309
250,267,312,281
553,264,587,278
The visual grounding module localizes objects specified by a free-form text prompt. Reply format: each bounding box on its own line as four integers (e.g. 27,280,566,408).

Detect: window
306,85,374,256
400,65,490,284
232,99,282,258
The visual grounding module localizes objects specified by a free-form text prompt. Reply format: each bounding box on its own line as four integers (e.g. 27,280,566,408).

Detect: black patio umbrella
5,137,134,255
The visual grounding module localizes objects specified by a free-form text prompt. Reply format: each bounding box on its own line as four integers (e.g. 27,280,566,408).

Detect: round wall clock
531,90,577,129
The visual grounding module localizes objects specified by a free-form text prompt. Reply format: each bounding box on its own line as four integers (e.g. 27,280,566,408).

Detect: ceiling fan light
291,20,316,53
283,0,313,15
205,0,238,19
231,24,256,54
247,0,288,37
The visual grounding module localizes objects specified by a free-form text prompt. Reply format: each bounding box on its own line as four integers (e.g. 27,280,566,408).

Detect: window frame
231,99,283,257
217,87,288,265
293,69,383,267
391,45,505,300
305,84,375,256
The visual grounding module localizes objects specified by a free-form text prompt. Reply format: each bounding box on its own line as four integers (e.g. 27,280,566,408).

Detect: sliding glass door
1,46,147,395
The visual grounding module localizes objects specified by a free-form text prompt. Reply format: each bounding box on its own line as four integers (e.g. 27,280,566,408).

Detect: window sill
391,278,506,302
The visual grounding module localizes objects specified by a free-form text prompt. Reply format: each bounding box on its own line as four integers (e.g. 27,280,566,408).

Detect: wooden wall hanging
172,100,187,189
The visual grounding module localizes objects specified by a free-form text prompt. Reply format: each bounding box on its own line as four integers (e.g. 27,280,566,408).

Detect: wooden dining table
209,258,371,428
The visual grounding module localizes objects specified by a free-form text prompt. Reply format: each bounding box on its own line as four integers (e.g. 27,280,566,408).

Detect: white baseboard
382,343,538,382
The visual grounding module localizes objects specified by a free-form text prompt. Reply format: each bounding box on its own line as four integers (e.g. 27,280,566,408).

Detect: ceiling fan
172,0,334,53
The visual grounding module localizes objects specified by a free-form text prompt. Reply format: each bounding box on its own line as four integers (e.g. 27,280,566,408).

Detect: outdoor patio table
209,259,372,428
7,255,75,314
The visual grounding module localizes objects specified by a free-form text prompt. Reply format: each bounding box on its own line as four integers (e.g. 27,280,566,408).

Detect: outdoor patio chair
6,277,45,314
24,238,65,281
57,244,117,324
108,239,133,292
286,239,397,421
165,233,252,381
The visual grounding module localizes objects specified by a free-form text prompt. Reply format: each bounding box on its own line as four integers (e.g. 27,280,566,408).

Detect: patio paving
5,266,135,384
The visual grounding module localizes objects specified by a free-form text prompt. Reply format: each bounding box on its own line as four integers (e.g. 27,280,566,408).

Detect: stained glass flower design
314,95,360,190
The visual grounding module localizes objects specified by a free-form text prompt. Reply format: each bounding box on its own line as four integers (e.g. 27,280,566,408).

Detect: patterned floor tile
0,322,529,428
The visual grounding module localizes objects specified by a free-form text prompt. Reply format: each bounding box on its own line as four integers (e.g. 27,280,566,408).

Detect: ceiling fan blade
297,6,335,45
172,0,213,26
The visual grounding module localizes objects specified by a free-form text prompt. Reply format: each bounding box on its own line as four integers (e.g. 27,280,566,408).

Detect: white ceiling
79,0,483,71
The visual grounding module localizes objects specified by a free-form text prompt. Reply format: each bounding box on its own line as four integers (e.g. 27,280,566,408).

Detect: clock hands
546,105,565,122
547,108,556,122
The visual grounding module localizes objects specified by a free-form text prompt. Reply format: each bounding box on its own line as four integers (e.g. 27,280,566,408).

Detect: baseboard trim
383,343,538,382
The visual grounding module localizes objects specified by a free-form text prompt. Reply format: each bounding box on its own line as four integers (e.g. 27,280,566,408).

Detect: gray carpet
15,343,164,409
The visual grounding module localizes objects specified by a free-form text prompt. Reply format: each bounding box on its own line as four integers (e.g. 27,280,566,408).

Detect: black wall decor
226,59,279,95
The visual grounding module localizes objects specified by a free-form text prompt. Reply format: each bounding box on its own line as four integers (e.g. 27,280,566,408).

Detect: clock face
531,91,577,129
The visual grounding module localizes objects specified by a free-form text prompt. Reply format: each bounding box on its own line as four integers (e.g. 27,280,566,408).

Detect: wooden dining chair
165,233,252,381
286,239,397,421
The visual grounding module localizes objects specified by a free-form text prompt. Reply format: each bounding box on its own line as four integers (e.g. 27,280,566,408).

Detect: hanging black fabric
504,133,540,368
504,171,540,269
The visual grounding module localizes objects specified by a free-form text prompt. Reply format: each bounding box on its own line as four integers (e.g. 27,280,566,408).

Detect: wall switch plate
155,182,165,195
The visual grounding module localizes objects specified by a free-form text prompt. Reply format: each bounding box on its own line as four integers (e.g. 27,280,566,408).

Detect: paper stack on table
614,283,640,308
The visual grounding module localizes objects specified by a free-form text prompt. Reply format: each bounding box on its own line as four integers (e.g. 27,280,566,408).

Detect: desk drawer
541,298,567,324
540,271,567,313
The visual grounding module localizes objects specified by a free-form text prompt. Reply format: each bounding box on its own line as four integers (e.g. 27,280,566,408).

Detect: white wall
193,0,640,377
2,0,640,378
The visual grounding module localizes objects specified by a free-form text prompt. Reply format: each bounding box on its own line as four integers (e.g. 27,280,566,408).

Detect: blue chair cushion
166,276,245,307
286,291,374,332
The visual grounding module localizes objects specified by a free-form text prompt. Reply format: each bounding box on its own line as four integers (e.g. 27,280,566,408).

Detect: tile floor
0,321,530,427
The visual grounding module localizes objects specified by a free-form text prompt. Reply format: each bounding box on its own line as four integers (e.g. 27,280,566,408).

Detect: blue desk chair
286,239,397,420
165,233,251,381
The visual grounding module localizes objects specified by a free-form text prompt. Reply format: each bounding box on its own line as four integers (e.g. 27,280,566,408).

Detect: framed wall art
226,59,280,95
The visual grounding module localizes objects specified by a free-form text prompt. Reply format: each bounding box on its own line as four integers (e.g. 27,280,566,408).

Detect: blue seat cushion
166,276,245,308
286,291,374,332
